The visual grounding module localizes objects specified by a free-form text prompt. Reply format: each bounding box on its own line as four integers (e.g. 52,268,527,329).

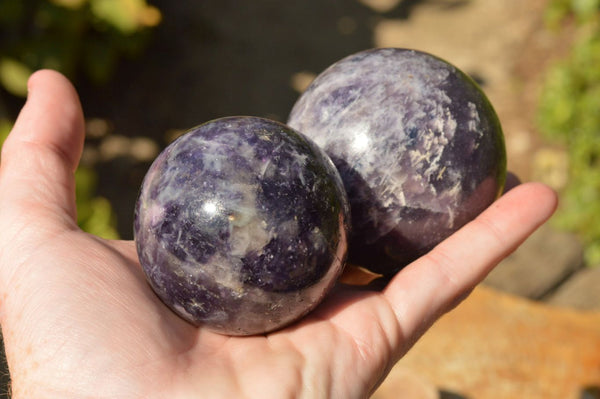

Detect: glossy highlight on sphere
288,48,506,277
134,116,350,335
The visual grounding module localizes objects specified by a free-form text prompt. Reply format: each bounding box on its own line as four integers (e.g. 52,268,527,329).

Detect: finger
383,182,558,341
0,70,85,225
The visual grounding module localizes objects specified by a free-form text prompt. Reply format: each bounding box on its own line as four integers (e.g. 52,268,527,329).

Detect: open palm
0,71,557,399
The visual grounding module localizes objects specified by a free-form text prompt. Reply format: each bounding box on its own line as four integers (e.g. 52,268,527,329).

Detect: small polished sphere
288,48,506,277
134,116,350,335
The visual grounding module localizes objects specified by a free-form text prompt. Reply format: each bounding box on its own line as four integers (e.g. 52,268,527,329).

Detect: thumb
0,70,85,227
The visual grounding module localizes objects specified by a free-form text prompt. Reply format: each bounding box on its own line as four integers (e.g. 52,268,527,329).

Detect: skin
0,70,557,399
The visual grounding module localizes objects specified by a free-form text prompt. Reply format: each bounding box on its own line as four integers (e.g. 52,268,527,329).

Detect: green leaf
79,197,120,239
0,58,32,97
0,119,13,152
571,0,600,20
75,166,98,202
75,166,120,239
89,0,160,34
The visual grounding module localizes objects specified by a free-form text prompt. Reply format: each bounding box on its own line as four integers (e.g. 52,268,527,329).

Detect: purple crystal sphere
134,116,350,335
288,48,506,277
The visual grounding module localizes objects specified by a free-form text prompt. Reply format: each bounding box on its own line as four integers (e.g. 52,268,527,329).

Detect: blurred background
0,0,599,397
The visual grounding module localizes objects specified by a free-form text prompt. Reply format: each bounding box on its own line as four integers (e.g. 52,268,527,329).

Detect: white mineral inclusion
202,200,219,216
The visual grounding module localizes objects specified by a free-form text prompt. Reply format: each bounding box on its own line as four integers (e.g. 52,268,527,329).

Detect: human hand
0,70,557,399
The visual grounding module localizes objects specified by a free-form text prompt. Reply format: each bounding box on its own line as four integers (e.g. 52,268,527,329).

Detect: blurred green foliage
545,0,600,26
0,0,161,239
0,119,119,239
0,0,161,96
538,0,600,264
75,166,119,239
0,118,10,145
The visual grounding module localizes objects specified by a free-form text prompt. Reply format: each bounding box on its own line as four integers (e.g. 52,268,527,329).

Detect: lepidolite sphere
288,48,506,277
134,116,350,335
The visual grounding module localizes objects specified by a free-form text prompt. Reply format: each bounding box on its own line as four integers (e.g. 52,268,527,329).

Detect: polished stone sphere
134,116,350,335
288,48,506,277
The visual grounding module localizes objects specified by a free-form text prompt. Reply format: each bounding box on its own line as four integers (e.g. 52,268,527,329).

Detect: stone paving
485,225,600,311
547,267,600,311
